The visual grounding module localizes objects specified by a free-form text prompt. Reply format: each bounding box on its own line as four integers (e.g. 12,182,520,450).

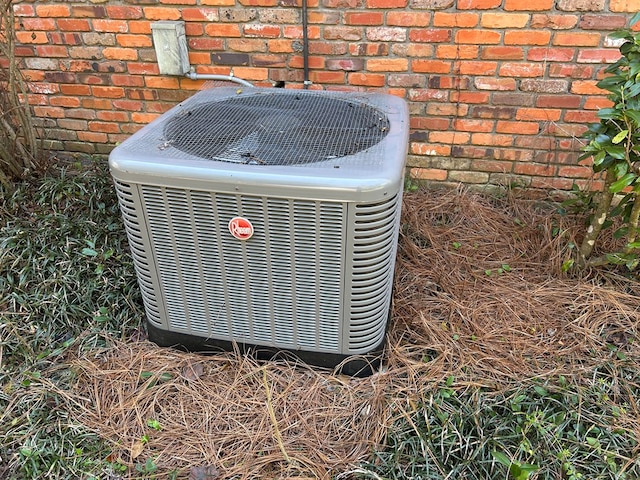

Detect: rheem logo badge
228,217,254,240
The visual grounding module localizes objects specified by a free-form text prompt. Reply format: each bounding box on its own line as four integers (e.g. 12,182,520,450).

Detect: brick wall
8,0,640,190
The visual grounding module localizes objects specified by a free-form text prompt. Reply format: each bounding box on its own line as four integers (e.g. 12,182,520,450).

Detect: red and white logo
228,217,254,240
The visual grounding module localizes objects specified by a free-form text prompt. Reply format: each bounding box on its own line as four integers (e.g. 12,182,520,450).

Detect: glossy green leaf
610,172,636,193
612,130,629,144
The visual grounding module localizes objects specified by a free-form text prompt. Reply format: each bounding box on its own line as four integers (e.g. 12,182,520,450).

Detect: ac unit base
146,321,385,377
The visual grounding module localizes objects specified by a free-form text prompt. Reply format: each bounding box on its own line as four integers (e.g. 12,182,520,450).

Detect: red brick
570,80,606,95
583,96,612,110
455,30,501,44
160,0,197,4
142,7,182,20
499,62,545,77
429,131,471,144
367,27,406,42
78,131,109,143
324,26,363,41
180,7,218,21
409,168,448,181
50,97,81,108
548,64,593,79
516,108,562,121
558,166,593,178
577,49,621,64
131,112,160,124
348,72,386,86
536,95,581,108
110,75,145,87
580,14,626,30
284,25,321,39
610,0,640,12
201,0,236,5
436,45,479,59
471,106,515,119
35,5,71,17
244,24,282,37
232,67,267,81
57,18,91,32
457,61,497,75
89,121,121,133
497,121,539,134
504,0,553,10
145,77,181,89
553,32,601,47
527,47,574,62
412,144,452,156
103,48,138,61
481,13,529,28
412,59,451,73
451,91,490,104
410,29,452,43
367,0,407,6
92,20,128,33
434,12,479,27
454,119,494,133
310,70,346,84
289,55,324,69
471,134,514,147
82,98,115,109
127,62,159,75
205,24,242,37
531,14,579,29
21,19,57,31
514,163,556,177
36,45,69,58
563,111,599,123
16,32,49,44
457,0,501,8
106,6,143,19
504,31,552,45
117,34,152,48
128,21,152,34
387,12,431,27
367,58,408,71
412,117,451,130
481,46,524,60
13,4,35,16
92,86,126,98
428,76,469,89
60,84,92,96
345,12,383,25
72,6,107,18
408,89,449,102
112,100,144,111
33,106,65,118
238,0,278,5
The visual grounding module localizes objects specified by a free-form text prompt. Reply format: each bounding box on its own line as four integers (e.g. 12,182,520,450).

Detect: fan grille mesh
163,91,390,166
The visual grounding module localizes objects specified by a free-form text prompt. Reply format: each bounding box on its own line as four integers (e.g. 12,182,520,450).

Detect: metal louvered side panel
139,186,346,353
347,193,401,352
112,180,163,326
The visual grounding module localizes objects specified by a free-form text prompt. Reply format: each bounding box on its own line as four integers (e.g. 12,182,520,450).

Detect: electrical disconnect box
151,21,190,76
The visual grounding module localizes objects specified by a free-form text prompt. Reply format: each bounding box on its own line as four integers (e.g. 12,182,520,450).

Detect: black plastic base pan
146,322,385,377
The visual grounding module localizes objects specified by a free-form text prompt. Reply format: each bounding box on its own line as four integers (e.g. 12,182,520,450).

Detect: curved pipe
184,71,254,88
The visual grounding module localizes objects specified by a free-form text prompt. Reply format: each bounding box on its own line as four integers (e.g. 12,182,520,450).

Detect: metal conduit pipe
184,71,254,88
302,0,311,89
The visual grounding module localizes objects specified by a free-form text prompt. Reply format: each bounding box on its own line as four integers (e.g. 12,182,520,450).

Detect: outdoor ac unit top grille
163,92,390,166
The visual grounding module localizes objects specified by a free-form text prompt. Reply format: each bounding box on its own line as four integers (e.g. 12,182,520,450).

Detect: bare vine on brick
0,0,40,190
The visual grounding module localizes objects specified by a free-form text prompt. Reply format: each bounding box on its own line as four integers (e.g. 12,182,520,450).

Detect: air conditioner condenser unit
109,87,409,375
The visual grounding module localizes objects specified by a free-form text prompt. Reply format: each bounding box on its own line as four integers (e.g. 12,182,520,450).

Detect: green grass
358,365,639,480
0,160,143,478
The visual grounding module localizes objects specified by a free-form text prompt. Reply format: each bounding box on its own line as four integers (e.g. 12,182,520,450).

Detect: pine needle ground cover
1,163,638,479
